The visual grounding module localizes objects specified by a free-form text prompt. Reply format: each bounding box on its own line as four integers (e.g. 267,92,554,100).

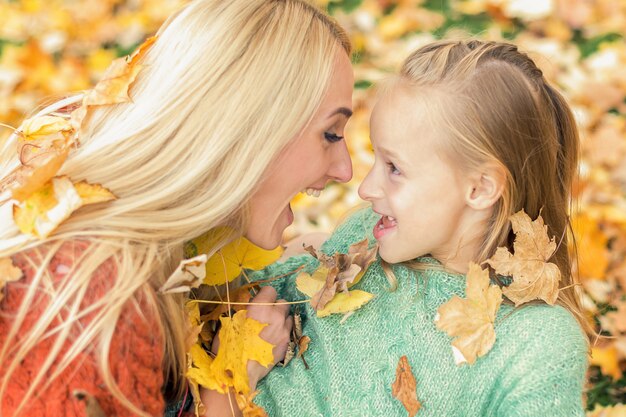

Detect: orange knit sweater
1,241,168,417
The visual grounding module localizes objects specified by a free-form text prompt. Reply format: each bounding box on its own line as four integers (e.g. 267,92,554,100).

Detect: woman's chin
246,204,294,250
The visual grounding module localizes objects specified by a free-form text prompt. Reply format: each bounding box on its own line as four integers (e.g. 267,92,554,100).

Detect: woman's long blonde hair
0,0,350,415
389,40,587,334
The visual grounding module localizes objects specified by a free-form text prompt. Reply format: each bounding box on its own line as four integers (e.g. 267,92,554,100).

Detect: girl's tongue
382,215,397,228
374,215,398,239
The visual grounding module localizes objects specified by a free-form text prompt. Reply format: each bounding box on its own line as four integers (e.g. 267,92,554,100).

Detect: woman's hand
202,286,294,416
211,285,294,390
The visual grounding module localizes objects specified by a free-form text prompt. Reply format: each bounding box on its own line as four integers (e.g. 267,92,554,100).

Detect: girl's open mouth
373,215,397,240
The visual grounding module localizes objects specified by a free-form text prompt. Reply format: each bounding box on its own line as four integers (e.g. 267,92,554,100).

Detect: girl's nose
328,141,353,183
358,166,381,202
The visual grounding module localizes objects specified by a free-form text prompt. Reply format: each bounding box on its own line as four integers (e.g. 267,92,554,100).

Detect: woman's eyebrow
327,107,353,119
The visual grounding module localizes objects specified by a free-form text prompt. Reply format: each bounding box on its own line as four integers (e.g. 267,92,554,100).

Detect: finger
274,299,290,316
251,285,278,303
285,314,294,334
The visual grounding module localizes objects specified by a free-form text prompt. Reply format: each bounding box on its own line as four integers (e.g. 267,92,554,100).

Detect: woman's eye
324,132,344,143
387,162,400,175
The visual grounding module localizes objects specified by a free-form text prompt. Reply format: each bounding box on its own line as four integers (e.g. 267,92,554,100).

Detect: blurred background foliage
1,0,625,414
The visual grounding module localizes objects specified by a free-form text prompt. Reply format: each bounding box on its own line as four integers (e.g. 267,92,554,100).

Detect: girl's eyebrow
327,107,353,119
375,142,408,166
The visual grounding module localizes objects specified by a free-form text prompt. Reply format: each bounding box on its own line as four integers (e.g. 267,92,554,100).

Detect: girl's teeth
387,216,395,222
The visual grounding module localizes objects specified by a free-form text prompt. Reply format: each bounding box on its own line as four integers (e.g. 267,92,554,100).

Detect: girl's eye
387,162,400,175
324,132,344,143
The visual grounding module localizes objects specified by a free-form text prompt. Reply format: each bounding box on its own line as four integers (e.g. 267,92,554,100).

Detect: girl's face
358,86,476,271
246,51,354,249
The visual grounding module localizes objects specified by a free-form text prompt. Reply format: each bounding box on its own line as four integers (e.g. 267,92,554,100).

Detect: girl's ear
465,163,506,210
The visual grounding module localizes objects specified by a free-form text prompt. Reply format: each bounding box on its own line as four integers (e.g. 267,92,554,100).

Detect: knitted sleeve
491,304,588,417
1,241,165,417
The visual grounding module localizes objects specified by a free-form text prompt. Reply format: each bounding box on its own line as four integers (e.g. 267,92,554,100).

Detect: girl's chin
378,243,413,264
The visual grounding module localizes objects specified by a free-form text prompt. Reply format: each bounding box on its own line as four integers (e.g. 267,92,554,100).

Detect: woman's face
247,51,354,249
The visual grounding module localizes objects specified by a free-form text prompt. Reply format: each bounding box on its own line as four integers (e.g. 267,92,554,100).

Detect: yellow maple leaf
435,263,503,365
188,310,274,395
0,257,23,303
13,176,116,238
191,228,283,286
186,344,210,416
316,290,374,317
295,267,327,297
485,210,561,306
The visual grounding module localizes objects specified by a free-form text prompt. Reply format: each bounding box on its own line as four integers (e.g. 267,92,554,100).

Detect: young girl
241,40,588,417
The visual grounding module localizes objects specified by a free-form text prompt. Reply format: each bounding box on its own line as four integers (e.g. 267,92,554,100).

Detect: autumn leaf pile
2,0,626,413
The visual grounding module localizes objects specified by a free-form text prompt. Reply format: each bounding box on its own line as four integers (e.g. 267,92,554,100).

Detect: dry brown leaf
435,263,503,365
310,265,339,310
301,238,377,313
391,355,421,417
158,254,208,294
485,210,561,306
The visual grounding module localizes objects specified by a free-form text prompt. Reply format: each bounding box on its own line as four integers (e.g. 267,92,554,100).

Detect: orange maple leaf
435,263,503,365
485,210,561,306
391,355,421,417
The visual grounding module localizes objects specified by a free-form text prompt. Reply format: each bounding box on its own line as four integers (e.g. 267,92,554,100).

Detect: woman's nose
328,141,353,183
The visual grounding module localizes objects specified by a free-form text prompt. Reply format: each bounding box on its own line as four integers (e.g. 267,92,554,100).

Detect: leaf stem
189,299,310,306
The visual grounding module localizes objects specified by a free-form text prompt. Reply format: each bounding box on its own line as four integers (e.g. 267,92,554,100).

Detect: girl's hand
211,286,294,390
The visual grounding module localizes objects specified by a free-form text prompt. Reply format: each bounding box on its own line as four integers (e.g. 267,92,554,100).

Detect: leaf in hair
435,263,502,365
8,115,74,201
485,210,561,306
70,36,158,130
13,176,116,238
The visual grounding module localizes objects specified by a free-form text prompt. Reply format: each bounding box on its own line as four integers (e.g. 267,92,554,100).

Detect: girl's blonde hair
0,0,350,415
391,40,586,333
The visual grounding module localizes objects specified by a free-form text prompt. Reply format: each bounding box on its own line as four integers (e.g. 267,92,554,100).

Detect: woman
0,1,353,416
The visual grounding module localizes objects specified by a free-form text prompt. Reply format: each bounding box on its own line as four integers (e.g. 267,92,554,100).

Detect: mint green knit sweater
250,208,588,417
